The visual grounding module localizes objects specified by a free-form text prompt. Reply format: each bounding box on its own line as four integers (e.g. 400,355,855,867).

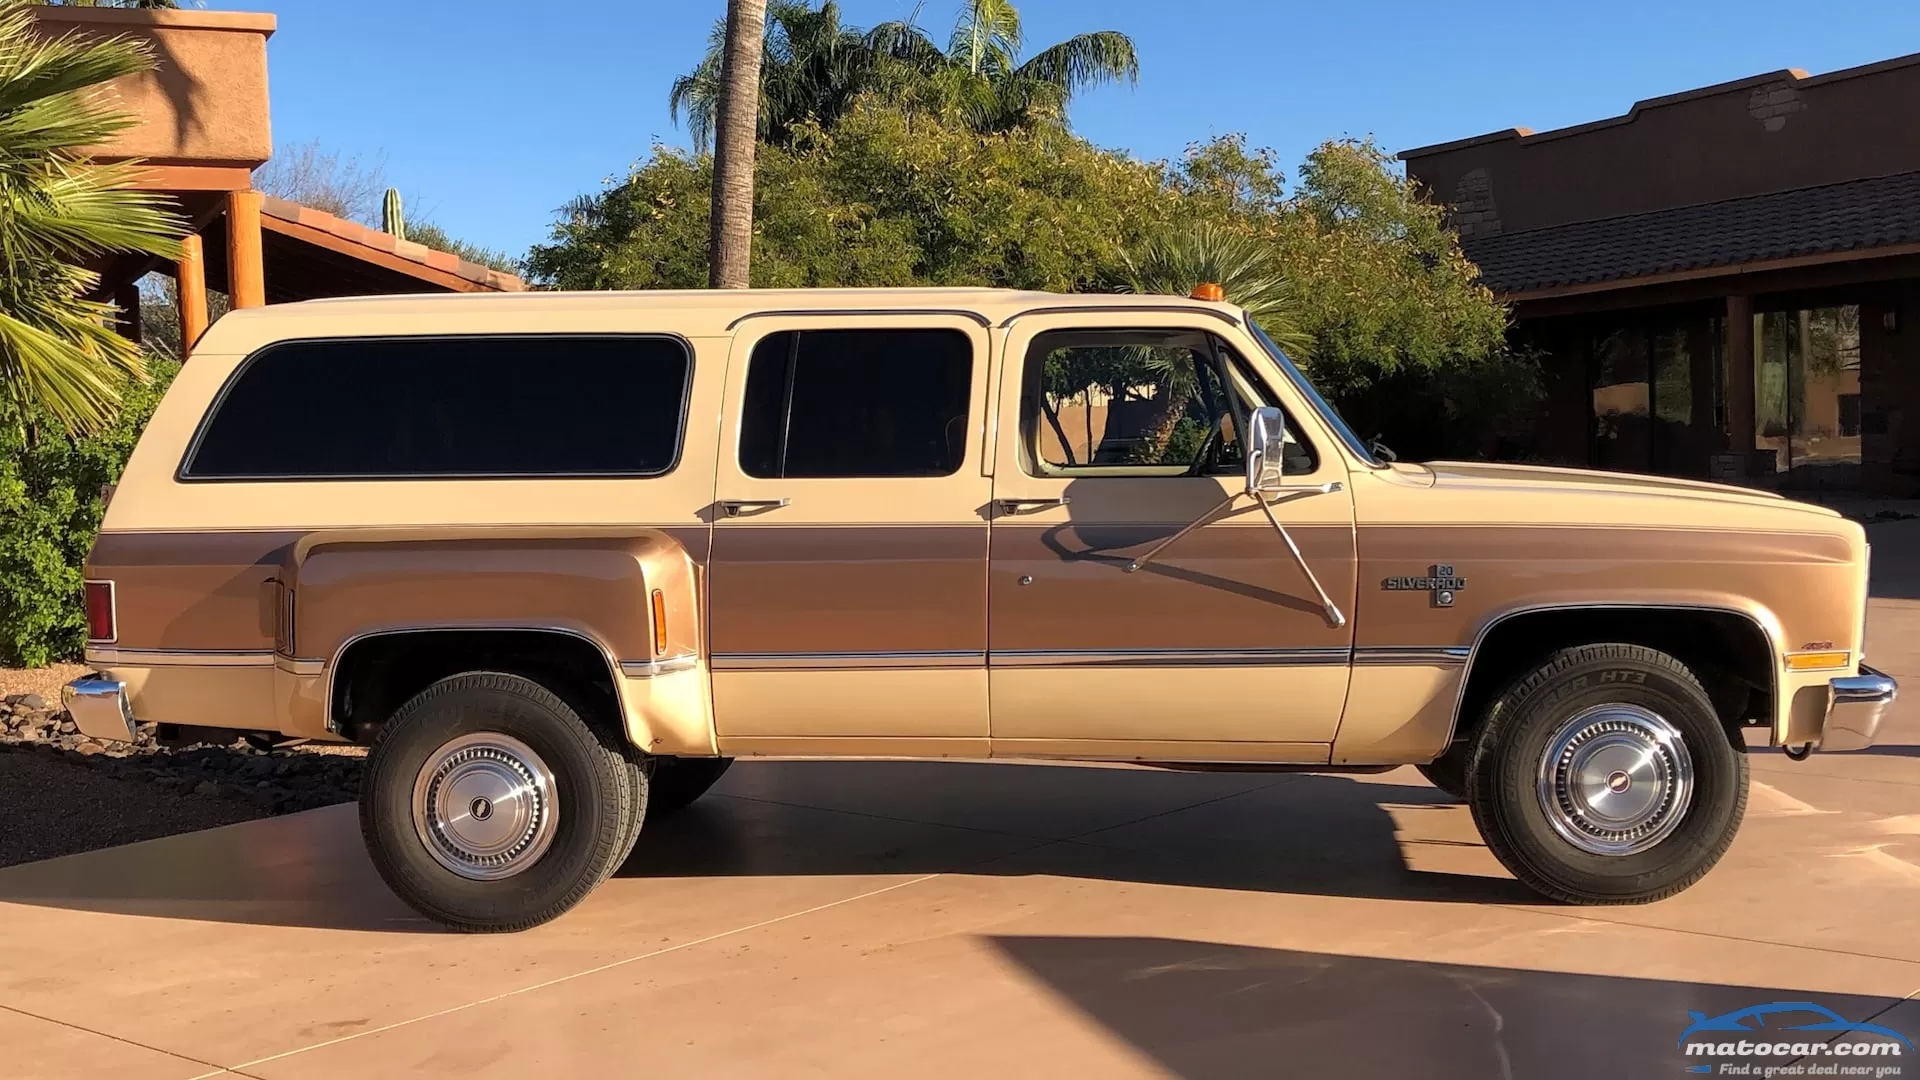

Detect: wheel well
1451,608,1774,750
331,629,622,744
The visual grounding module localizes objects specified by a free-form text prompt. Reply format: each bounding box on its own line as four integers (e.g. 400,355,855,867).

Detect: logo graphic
1381,563,1466,608
1679,1002,1908,1072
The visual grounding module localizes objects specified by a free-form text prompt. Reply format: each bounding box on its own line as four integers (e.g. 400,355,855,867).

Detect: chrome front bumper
1822,665,1898,752
61,676,135,742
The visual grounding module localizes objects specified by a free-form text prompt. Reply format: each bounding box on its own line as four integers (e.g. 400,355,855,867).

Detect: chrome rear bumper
1822,665,1897,752
61,676,135,742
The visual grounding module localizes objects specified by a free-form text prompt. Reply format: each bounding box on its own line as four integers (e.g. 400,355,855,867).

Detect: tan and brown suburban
65,287,1896,930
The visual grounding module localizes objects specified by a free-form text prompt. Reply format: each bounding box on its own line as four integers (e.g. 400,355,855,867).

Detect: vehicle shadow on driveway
0,800,426,932
619,761,1538,906
986,934,1906,1079
0,762,1524,930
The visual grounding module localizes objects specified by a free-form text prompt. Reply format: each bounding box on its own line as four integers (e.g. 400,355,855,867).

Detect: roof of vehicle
204,287,1240,342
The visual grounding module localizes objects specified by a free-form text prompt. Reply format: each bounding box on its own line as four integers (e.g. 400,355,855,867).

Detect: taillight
84,580,116,643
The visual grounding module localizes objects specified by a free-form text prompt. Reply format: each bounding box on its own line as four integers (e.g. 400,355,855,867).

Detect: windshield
1248,321,1383,467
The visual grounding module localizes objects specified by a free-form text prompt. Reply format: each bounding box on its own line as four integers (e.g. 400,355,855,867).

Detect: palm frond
949,0,1021,75
0,5,181,434
0,294,144,434
0,8,154,116
1014,30,1137,95
1121,224,1313,360
5,160,184,260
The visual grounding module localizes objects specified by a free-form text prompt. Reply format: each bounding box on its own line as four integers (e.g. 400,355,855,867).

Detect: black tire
359,671,633,932
609,750,649,872
1465,643,1748,905
646,757,733,818
1416,747,1469,800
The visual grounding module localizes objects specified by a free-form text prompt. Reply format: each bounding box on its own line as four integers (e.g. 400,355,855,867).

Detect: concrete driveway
6,530,1920,1078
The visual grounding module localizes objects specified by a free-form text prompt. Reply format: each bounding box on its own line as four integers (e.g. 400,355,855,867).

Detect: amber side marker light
1785,651,1851,671
651,589,668,656
84,580,116,643
1190,282,1226,302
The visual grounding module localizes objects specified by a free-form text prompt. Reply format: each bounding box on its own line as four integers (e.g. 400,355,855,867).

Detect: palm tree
672,1,870,153
708,0,768,289
868,0,1138,134
0,5,184,434
670,0,1137,150
1118,224,1312,460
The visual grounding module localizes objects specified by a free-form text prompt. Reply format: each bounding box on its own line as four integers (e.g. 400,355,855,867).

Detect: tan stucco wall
1402,55,1920,236
28,6,275,168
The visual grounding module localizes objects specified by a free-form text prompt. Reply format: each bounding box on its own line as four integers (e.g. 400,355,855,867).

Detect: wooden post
178,232,209,358
226,189,266,309
112,281,141,343
1726,294,1756,463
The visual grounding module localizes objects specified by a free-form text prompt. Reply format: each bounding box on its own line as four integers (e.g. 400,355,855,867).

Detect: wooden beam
178,232,209,357
258,214,495,293
126,164,255,192
226,189,265,309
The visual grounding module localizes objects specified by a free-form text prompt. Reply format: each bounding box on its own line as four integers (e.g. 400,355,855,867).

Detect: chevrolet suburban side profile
64,287,1896,931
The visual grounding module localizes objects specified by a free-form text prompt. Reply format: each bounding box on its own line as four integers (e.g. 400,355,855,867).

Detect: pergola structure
30,5,525,357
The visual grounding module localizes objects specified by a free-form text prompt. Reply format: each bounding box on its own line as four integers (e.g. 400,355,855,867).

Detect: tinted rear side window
184,336,691,479
739,329,973,478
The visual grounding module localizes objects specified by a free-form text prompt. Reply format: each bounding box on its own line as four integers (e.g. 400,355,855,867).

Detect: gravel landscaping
0,667,366,868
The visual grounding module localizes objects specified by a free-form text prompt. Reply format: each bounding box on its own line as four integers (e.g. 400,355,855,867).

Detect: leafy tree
0,4,184,435
0,359,174,666
670,0,1136,151
1267,139,1509,400
530,105,1515,457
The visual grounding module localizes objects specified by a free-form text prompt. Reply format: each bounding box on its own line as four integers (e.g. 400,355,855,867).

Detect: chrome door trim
726,308,992,330
999,304,1241,329
84,646,276,668
277,656,327,676
710,650,986,671
991,647,1351,668
620,653,699,678
1352,646,1470,666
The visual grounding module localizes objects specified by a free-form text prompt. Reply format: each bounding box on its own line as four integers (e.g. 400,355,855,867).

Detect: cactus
382,188,405,240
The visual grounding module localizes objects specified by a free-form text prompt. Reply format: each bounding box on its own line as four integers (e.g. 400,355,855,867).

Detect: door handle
717,498,790,517
997,496,1071,514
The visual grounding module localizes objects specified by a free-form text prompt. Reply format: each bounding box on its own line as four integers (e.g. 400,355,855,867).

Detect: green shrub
0,360,177,668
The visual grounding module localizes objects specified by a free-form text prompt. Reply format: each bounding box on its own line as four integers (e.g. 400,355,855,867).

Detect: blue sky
213,0,1920,258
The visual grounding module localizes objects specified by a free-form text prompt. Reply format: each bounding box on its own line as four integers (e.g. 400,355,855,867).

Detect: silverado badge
1383,564,1467,608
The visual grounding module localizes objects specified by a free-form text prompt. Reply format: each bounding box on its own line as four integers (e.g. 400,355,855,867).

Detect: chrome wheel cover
411,732,559,880
1535,704,1693,856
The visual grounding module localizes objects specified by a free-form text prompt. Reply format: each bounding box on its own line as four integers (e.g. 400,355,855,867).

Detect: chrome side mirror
1244,405,1288,495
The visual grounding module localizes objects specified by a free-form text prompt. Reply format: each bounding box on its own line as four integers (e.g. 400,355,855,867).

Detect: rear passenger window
183,336,690,479
739,329,972,478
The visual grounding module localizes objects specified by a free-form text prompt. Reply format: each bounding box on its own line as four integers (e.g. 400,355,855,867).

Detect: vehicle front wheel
1466,643,1748,904
360,671,633,932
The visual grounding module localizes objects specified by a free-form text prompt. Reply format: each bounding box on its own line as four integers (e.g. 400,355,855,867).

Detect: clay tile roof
257,196,527,292
1461,169,1920,296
